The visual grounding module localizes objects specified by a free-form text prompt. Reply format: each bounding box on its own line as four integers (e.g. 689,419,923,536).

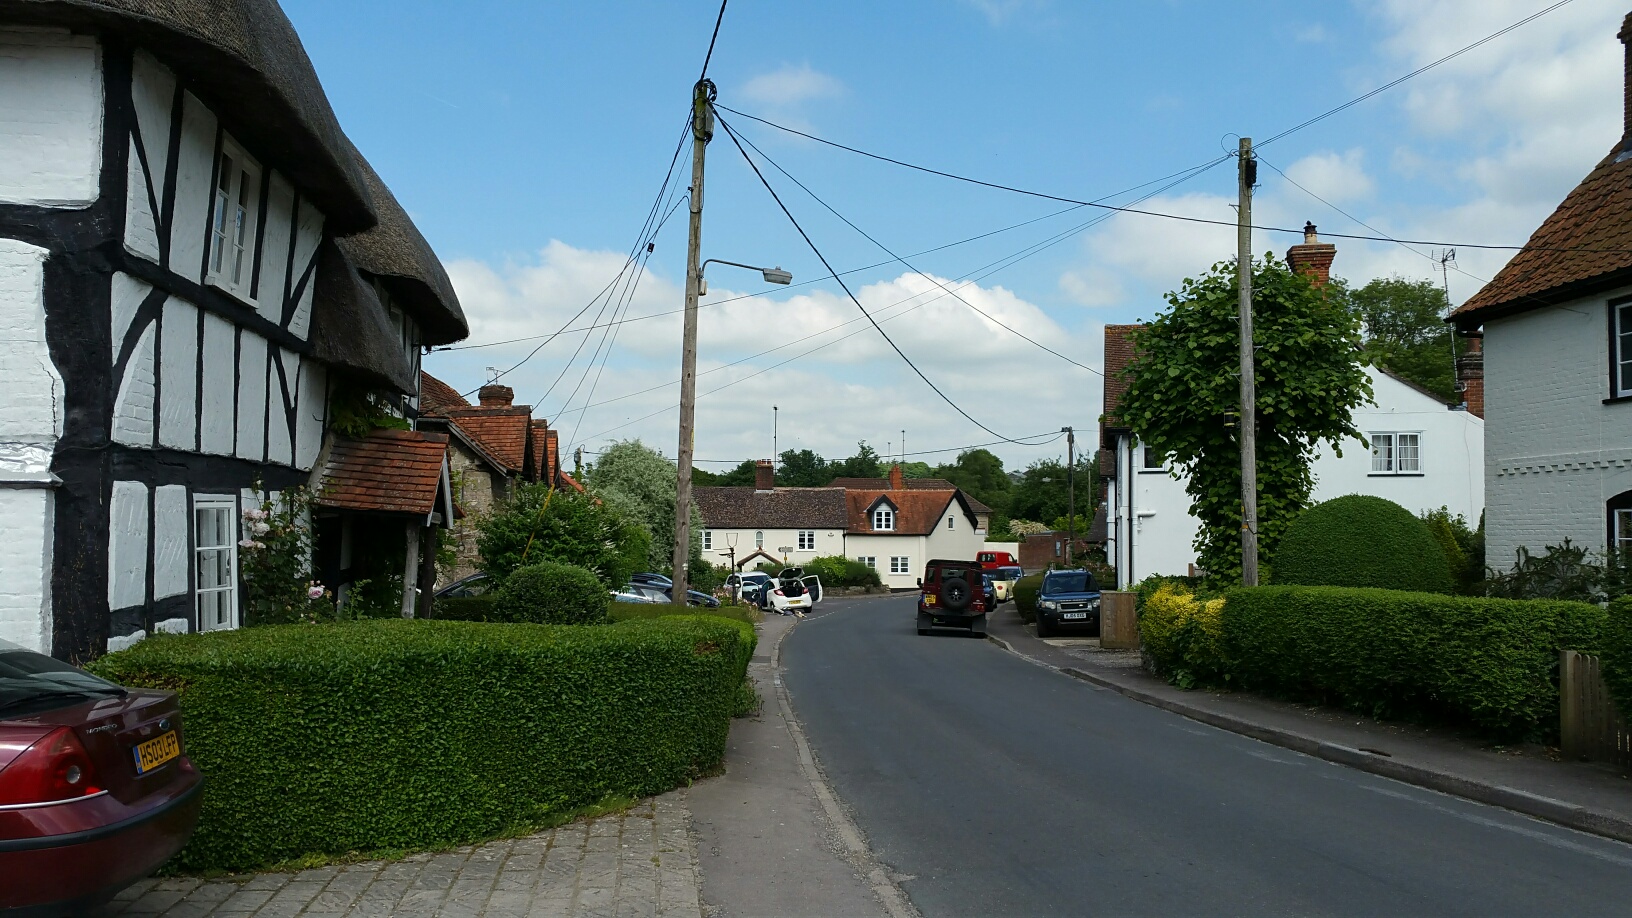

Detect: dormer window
208,139,260,299
873,508,895,531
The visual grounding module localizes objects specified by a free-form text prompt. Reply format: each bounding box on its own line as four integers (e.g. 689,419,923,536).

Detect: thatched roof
3,0,376,232
308,239,415,392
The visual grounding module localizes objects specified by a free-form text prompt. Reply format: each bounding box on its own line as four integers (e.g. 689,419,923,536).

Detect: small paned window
873,508,895,531
702,530,712,550
890,556,910,574
755,530,764,548
208,141,260,300
798,530,815,550
195,497,239,631
1616,301,1632,397
1616,510,1632,551
1370,432,1421,474
1141,442,1164,470
858,556,876,568
947,517,954,530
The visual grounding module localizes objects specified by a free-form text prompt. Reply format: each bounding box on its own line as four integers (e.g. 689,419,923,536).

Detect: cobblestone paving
93,794,702,918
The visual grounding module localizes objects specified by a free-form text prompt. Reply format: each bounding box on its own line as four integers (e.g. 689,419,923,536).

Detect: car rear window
939,567,971,582
998,566,1024,579
0,639,125,717
1043,571,1099,593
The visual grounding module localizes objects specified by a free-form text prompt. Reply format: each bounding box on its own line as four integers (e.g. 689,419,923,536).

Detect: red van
976,550,1018,570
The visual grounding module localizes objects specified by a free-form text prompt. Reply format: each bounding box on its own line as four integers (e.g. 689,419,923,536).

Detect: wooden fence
1560,650,1632,771
1099,592,1138,650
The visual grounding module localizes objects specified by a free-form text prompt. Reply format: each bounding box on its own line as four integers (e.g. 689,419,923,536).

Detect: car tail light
774,589,785,597
0,727,102,806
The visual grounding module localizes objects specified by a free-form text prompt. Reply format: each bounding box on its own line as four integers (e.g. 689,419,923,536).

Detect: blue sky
284,0,1625,473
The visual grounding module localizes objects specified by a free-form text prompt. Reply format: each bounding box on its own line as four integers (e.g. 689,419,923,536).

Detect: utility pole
672,79,714,607
772,405,778,467
1436,248,1460,400
1237,136,1259,587
1063,427,1075,566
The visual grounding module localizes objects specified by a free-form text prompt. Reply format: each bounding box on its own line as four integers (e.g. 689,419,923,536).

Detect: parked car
991,565,1024,603
434,572,490,599
982,572,997,610
976,550,1019,570
0,638,204,913
611,587,663,604
757,568,823,615
630,572,674,589
622,583,720,609
916,558,990,636
1034,569,1102,638
725,572,773,604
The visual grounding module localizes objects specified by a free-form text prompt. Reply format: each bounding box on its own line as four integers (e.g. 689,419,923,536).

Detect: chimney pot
478,384,514,408
888,464,905,491
1303,221,1319,244
1286,220,1338,289
755,459,775,492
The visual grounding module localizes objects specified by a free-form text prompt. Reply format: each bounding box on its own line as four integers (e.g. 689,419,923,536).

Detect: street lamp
697,259,793,294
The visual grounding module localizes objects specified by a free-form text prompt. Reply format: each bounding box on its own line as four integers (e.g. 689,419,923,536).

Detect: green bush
88,617,754,872
1140,582,1228,688
805,555,882,589
1133,574,1205,611
609,604,761,627
1272,495,1453,594
1224,586,1604,739
476,485,644,587
494,562,608,625
1012,573,1045,624
1604,596,1632,718
433,596,500,621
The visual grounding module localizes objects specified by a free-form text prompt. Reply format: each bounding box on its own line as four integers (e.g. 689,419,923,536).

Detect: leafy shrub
1139,583,1228,688
1272,495,1453,594
493,562,609,625
1483,541,1632,603
1604,596,1632,718
1012,573,1045,624
609,604,762,626
433,596,499,621
476,485,644,587
1132,574,1204,611
88,617,753,872
1420,506,1482,594
805,555,882,589
1224,586,1604,739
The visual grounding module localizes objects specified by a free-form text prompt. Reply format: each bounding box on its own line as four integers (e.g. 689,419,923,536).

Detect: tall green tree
776,448,830,487
1118,255,1372,585
830,441,884,479
475,486,646,587
695,460,756,486
933,448,1012,514
1010,458,1096,524
583,439,700,572
1336,276,1457,400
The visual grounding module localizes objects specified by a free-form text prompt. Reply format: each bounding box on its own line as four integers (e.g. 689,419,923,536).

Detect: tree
899,461,934,479
1009,458,1095,524
1118,255,1372,585
583,439,701,572
830,441,883,479
476,485,645,587
776,448,829,487
695,460,756,486
932,448,1012,513
1336,276,1457,401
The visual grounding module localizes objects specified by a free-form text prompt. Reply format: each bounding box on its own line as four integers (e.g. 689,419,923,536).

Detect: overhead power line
698,0,728,80
581,430,1067,465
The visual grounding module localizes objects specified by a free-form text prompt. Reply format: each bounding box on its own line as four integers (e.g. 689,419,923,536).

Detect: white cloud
1282,149,1375,205
1295,24,1330,44
740,63,843,109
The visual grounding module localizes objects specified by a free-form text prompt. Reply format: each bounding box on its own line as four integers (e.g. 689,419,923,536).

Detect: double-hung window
946,516,954,530
208,140,260,300
798,530,815,550
1370,432,1421,474
194,496,239,631
889,556,910,574
873,508,895,531
702,530,712,550
1615,299,1632,398
1615,509,1632,551
857,556,877,569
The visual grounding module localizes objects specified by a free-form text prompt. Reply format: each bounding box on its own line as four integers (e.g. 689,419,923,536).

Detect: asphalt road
781,595,1632,917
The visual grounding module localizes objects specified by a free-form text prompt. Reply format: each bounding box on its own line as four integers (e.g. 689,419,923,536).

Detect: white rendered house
0,2,466,659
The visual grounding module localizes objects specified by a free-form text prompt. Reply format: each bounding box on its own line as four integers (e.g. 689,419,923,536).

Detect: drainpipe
1126,435,1136,587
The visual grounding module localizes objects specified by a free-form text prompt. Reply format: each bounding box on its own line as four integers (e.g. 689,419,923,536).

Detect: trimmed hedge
1138,582,1227,688
1273,495,1453,594
433,595,503,621
494,561,608,624
1012,573,1045,624
609,604,761,627
88,617,753,872
804,555,882,589
1224,586,1604,739
1605,596,1632,718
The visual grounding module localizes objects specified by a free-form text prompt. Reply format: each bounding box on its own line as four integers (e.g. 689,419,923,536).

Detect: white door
195,497,239,631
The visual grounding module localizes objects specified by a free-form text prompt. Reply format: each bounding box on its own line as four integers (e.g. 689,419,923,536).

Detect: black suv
916,559,990,636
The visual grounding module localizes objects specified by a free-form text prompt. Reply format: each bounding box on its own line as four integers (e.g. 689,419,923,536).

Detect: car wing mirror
916,578,923,588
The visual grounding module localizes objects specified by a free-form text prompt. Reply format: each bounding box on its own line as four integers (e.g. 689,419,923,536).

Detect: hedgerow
1224,586,1604,739
1138,582,1227,688
1272,495,1453,594
89,617,752,873
494,562,608,624
804,555,882,589
1603,596,1632,718
1012,573,1045,624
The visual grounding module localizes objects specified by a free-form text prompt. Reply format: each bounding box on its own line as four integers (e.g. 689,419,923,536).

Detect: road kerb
986,635,1632,847
772,609,921,918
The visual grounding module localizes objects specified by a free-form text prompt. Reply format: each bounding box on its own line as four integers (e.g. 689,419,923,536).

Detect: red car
0,638,202,915
976,550,1018,570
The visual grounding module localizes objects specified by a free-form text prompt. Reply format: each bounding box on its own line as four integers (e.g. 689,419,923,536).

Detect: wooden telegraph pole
672,79,714,606
1237,137,1259,587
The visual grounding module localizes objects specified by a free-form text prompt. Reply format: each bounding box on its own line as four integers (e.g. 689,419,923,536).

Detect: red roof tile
844,489,971,535
316,429,448,515
439,407,531,473
419,371,469,415
530,421,550,483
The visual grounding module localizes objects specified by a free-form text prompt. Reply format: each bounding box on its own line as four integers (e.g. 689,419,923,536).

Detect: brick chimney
1619,12,1632,149
755,459,775,492
888,464,905,491
1285,222,1337,288
1456,335,1484,419
478,384,514,408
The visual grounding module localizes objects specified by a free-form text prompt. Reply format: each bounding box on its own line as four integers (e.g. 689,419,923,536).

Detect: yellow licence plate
133,731,180,774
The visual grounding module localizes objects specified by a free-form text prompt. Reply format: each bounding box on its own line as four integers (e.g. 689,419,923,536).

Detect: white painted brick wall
200,312,235,455
112,322,156,446
158,296,198,449
1483,292,1632,567
0,30,101,207
153,484,188,599
123,50,176,262
167,92,215,284
108,480,148,610
0,489,54,652
235,331,267,461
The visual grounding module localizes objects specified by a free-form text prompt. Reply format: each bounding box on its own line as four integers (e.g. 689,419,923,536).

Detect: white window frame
858,555,876,569
873,508,895,531
947,516,955,530
1140,442,1165,472
207,137,261,302
702,530,712,550
1615,299,1632,398
194,495,239,632
797,530,815,550
1370,431,1422,475
755,530,764,548
1614,509,1632,551
890,556,910,575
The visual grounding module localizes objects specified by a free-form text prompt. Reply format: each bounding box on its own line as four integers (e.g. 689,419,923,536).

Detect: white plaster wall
123,50,176,263
110,271,149,357
108,480,148,610
167,92,216,283
699,526,845,568
199,312,236,455
1113,437,1203,582
236,331,267,461
845,534,931,590
111,321,156,446
924,505,987,566
0,29,101,208
259,173,296,322
1483,294,1632,566
266,348,296,466
153,484,188,600
0,239,63,485
295,358,326,470
158,296,198,450
286,198,324,339
0,489,53,652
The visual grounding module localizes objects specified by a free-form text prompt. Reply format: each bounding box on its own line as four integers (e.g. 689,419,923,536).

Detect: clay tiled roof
419,372,469,415
829,477,957,490
1101,324,1142,436
844,489,973,535
530,421,550,483
315,429,448,516
557,470,584,493
439,407,531,473
695,488,849,529
1453,141,1632,325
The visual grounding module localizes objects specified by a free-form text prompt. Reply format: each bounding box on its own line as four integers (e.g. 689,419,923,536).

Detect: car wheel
1035,614,1052,638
